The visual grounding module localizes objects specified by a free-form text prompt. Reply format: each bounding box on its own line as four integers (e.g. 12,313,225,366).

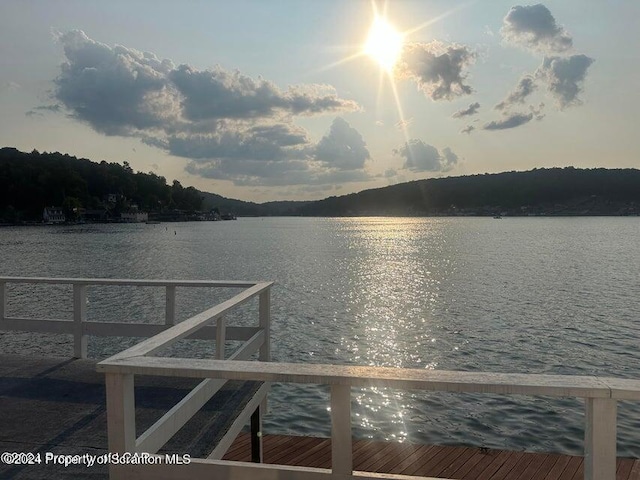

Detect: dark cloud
394,140,458,172
461,125,475,135
452,102,480,118
398,41,476,101
483,112,534,130
314,117,370,170
536,55,594,109
501,4,572,53
495,75,537,110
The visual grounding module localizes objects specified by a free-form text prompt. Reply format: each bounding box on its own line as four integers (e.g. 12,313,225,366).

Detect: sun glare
364,16,404,72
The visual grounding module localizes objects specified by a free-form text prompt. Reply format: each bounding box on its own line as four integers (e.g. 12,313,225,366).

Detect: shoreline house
43,206,65,224
120,211,149,222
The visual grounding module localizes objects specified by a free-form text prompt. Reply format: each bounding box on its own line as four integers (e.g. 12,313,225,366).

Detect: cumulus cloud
394,140,458,172
483,112,533,130
452,102,480,118
536,54,594,109
398,41,476,101
461,125,475,135
501,4,573,53
495,75,537,110
163,123,309,162
169,65,358,121
179,117,372,187
54,30,358,136
54,30,176,135
314,117,370,170
186,160,370,187
49,30,369,188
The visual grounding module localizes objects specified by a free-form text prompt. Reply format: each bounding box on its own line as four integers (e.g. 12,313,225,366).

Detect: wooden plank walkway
223,433,640,480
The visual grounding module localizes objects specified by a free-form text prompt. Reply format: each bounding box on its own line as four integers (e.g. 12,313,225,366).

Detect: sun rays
364,16,404,72
312,1,470,148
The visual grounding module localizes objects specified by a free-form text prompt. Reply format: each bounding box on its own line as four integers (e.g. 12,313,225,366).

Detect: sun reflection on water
331,217,457,441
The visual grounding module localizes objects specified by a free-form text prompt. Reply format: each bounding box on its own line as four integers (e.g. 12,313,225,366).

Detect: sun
364,16,404,72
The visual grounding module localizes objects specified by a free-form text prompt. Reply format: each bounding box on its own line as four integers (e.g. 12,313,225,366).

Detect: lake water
1,217,639,457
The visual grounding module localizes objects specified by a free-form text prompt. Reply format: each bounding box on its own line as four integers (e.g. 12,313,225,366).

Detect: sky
0,1,638,202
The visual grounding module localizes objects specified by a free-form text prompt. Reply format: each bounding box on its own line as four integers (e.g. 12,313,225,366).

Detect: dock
0,355,638,480
224,433,640,480
0,355,262,479
1,276,639,480
1,355,638,480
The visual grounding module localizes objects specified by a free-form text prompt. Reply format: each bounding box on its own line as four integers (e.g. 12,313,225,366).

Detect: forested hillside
297,168,640,216
1,147,638,222
0,148,204,222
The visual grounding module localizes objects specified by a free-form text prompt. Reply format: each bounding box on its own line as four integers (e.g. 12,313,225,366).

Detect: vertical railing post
259,287,271,362
105,372,135,480
331,384,352,475
165,285,176,326
584,398,617,480
216,317,226,360
0,281,5,323
258,287,271,414
73,284,87,359
250,407,263,463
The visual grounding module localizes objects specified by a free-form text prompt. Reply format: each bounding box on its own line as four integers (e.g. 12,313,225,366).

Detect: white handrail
0,276,260,287
0,277,272,359
1,276,274,473
97,358,640,480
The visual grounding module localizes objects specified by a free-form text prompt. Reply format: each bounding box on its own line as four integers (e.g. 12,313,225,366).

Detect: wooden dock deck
223,433,640,480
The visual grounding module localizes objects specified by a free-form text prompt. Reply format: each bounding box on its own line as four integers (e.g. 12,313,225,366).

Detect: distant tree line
295,167,640,216
0,147,202,222
1,146,639,222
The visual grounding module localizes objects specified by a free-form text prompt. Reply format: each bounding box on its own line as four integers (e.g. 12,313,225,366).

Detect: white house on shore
120,211,148,223
43,207,65,224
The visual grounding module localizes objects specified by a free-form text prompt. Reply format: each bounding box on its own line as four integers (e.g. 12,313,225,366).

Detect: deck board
223,433,640,480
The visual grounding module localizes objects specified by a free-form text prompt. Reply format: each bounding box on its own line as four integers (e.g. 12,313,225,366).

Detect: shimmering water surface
1,217,639,456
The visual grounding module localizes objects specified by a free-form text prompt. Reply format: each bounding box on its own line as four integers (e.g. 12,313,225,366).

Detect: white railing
0,276,268,359
98,357,640,480
1,276,273,472
3,276,639,480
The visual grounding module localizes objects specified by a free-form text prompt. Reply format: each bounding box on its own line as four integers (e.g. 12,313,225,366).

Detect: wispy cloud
495,76,537,110
483,112,533,131
452,102,480,118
